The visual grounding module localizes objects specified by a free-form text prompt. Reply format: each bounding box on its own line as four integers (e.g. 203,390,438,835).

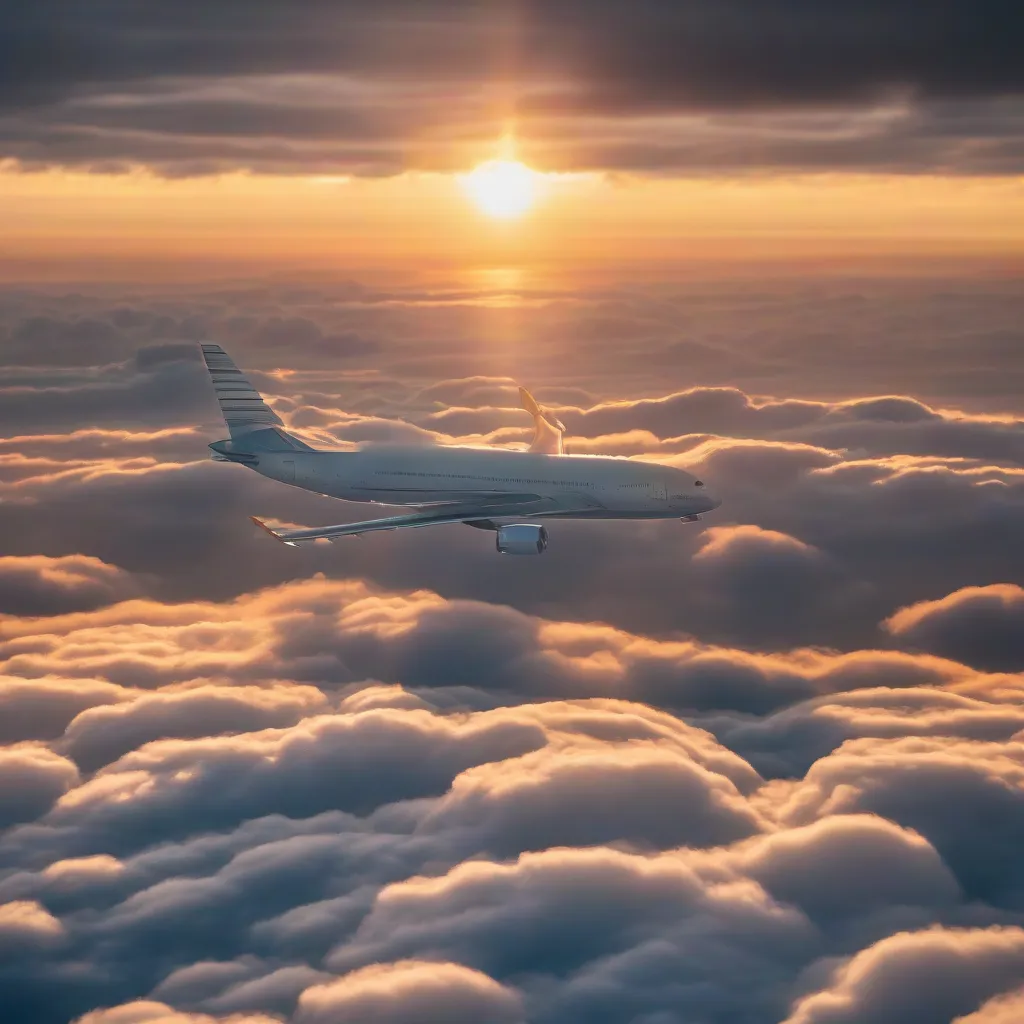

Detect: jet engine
495,524,548,555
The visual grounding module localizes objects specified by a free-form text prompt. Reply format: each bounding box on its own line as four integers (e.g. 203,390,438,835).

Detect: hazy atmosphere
1,4,1023,1023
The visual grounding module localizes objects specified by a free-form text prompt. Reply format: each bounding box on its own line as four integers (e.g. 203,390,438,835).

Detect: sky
1,3,1024,1024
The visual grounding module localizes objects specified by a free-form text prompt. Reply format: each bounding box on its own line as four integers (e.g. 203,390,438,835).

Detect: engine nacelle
495,524,548,555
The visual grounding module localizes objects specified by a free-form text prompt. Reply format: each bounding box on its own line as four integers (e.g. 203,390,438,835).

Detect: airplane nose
690,477,720,512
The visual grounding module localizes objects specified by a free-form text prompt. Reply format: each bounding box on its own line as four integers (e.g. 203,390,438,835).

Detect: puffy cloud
0,743,79,827
783,927,1024,1024
0,899,64,948
773,736,1024,904
0,676,131,744
0,668,1020,1021
1,275,1022,653
688,525,867,648
337,684,434,714
726,815,961,923
3,573,994,734
0,555,140,616
710,686,1024,777
295,961,524,1024
43,852,123,875
0,572,1001,736
200,965,331,1018
4,419,1018,654
34,704,546,855
42,854,125,885
2,271,1024,1024
885,585,1024,672
955,989,1024,1023
148,961,267,1009
328,845,811,981
416,741,766,856
74,1002,277,1024
61,683,330,772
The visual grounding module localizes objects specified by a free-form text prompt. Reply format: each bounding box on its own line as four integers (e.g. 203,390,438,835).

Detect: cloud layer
1,2,1022,174
1,268,1022,1022
1,568,1023,1022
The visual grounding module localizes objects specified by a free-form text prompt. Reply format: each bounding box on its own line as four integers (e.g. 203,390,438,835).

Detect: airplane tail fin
200,343,313,453
519,386,565,455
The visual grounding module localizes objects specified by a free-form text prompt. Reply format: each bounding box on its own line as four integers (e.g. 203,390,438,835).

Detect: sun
461,159,538,219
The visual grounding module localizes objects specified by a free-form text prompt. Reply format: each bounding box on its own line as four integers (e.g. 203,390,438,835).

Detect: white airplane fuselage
241,443,720,521
199,342,721,550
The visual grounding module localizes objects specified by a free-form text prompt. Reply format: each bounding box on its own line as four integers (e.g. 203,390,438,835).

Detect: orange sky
2,163,1022,277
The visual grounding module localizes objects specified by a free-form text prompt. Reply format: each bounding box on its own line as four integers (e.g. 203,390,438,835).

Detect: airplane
201,343,721,554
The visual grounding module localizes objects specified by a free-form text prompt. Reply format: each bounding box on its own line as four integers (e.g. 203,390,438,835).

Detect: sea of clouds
1,269,1023,1023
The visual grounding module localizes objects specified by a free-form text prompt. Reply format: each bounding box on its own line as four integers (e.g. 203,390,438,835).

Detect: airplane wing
251,490,605,545
253,503,546,545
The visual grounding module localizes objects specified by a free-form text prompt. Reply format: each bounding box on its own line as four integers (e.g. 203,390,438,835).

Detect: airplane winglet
518,386,565,455
250,516,296,545
518,386,542,418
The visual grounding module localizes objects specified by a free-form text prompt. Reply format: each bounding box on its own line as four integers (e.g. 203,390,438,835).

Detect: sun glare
461,159,538,219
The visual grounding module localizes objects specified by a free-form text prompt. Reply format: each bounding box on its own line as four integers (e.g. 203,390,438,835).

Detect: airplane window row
367,471,677,494
374,470,594,486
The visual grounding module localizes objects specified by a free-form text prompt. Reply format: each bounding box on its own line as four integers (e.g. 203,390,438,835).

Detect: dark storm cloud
0,1,1022,173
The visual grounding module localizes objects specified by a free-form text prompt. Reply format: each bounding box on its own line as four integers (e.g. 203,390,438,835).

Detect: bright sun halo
461,159,538,219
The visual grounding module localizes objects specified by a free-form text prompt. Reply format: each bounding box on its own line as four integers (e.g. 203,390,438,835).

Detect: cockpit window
694,480,704,487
